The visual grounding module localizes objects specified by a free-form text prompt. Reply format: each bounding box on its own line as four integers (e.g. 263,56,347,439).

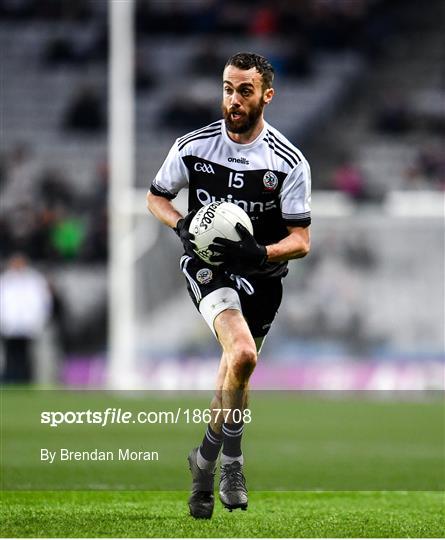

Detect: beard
222,98,265,134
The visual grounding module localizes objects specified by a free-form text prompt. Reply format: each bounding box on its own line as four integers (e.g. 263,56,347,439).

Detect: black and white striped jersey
150,119,311,278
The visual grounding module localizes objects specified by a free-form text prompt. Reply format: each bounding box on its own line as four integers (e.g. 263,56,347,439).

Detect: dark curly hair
225,52,274,91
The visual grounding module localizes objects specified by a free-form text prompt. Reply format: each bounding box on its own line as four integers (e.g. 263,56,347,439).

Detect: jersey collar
221,119,268,150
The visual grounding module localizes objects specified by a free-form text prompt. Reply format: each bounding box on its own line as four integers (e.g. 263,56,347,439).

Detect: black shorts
180,255,283,338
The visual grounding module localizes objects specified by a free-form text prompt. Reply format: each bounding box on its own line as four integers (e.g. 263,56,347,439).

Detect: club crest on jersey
263,171,278,191
196,268,213,284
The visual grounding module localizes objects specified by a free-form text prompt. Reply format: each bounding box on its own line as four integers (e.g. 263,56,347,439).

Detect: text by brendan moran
41,448,159,463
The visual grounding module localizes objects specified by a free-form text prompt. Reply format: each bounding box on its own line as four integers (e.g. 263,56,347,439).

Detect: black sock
222,422,244,458
199,424,223,462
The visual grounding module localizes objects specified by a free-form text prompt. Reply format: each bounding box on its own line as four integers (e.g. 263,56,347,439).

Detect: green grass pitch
2,490,444,537
1,389,444,537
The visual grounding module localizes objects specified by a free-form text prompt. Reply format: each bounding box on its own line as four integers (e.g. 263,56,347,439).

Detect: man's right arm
147,137,189,229
146,191,182,230
147,191,196,258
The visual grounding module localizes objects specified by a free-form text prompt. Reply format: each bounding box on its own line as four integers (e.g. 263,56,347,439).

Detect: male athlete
147,52,311,518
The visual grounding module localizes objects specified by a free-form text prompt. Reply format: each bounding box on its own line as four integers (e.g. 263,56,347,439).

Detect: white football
189,201,253,265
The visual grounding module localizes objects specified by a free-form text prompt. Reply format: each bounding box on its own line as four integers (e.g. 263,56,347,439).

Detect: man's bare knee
228,344,257,383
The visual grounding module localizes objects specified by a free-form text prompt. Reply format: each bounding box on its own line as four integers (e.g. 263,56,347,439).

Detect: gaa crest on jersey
196,268,213,284
263,171,278,191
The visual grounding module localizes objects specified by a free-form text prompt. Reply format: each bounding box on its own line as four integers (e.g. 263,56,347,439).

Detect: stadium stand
1,0,443,383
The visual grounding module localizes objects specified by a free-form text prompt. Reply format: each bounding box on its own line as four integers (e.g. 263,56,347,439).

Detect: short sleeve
280,158,311,226
150,140,189,199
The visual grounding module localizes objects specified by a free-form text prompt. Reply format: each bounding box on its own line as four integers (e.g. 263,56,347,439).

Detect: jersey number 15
228,172,245,189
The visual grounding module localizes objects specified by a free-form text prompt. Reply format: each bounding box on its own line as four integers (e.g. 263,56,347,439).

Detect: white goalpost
107,0,137,389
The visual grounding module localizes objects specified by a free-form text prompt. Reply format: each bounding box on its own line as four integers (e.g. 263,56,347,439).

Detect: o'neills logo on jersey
263,171,278,191
228,156,249,165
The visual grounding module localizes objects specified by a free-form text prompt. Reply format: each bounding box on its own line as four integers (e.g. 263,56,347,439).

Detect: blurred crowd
0,143,108,263
329,92,445,200
0,0,392,57
133,0,392,63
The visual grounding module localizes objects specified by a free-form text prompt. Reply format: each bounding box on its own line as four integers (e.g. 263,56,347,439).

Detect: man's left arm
210,156,312,268
266,225,310,262
209,223,310,268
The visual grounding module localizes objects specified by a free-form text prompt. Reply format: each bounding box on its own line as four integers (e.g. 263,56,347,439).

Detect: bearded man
147,52,311,519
